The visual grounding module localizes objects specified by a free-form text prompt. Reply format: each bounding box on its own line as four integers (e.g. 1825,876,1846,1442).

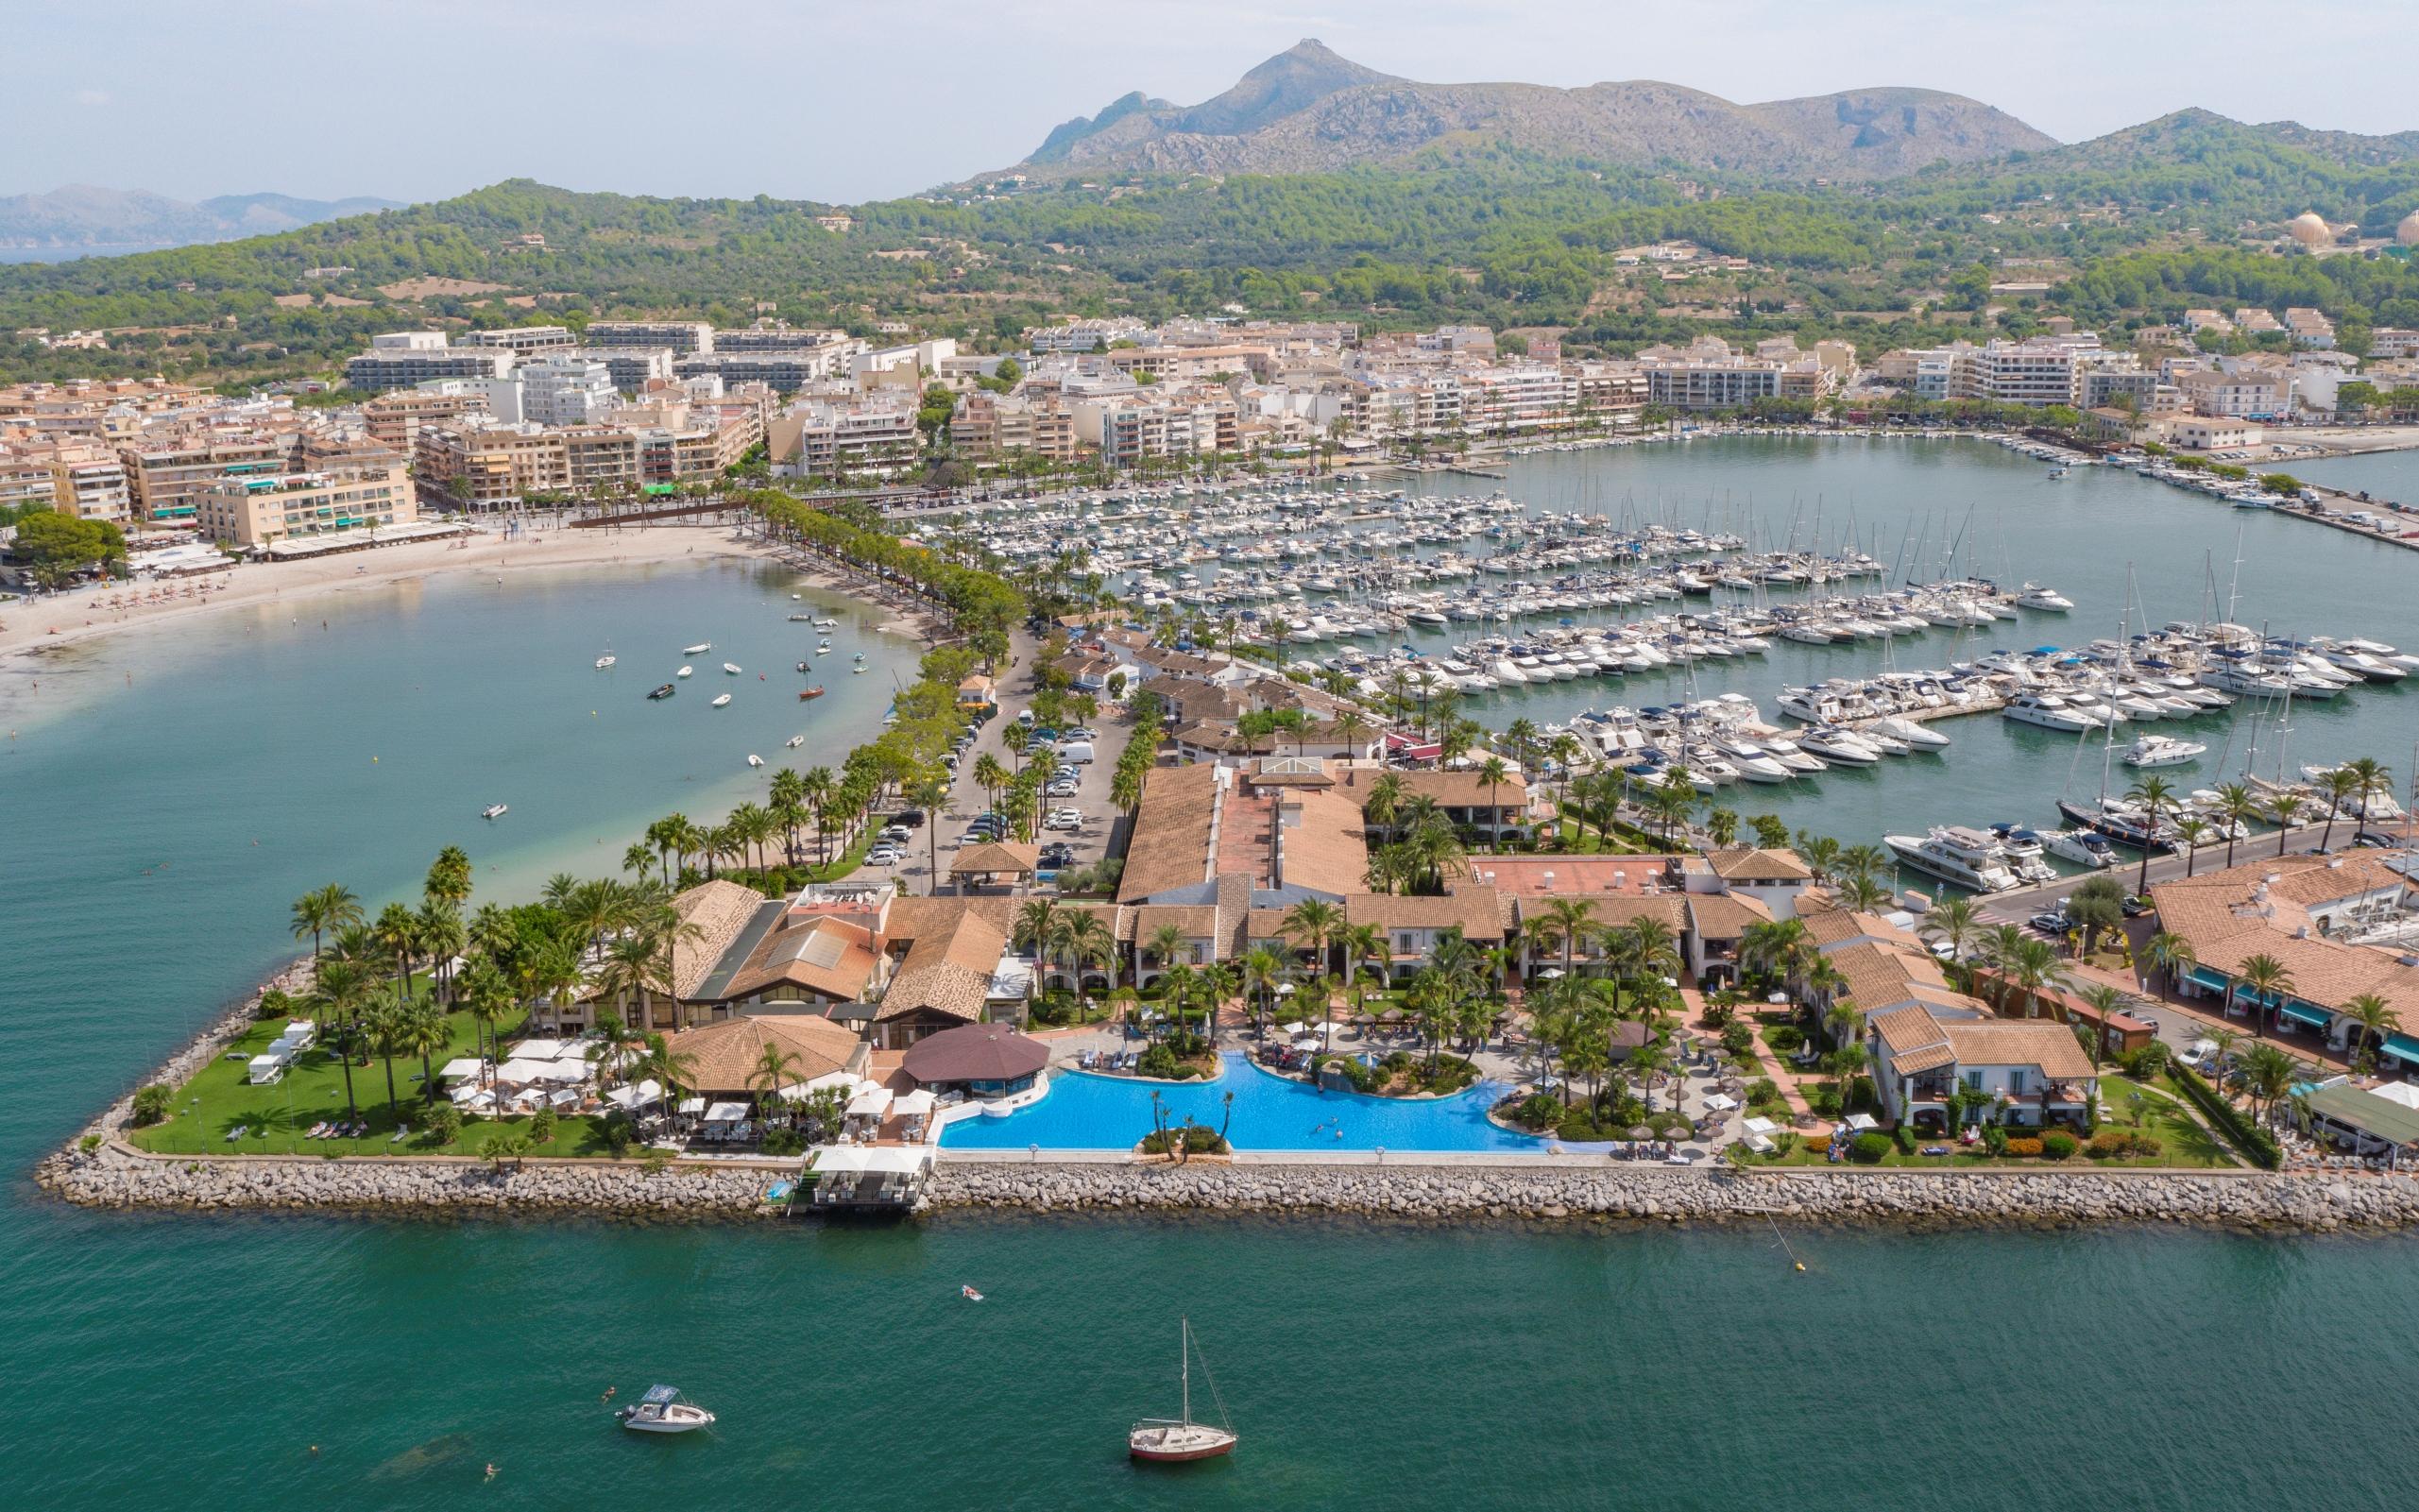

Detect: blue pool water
940,1053,1551,1152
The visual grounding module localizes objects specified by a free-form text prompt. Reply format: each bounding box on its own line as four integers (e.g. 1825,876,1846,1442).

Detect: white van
1060,740,1096,764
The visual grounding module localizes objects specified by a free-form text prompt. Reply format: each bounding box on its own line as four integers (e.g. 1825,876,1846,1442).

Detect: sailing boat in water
1129,1317,1236,1463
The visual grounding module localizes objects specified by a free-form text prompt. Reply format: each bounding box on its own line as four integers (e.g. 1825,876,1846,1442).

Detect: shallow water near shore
8,450,2419,1505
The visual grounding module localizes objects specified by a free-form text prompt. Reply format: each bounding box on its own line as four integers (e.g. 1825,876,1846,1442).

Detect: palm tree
2003,937,2070,1020
629,1033,700,1125
2123,774,2178,894
1337,922,1387,994
1281,898,1344,978
2345,756,2394,836
373,902,422,998
2073,982,2122,1071
2213,782,2258,868
1476,756,1510,852
365,991,410,1117
2141,930,2196,1003
2172,816,2212,877
2234,953,2294,1039
1144,923,1189,980
290,883,362,965
1238,946,1286,1036
308,959,370,1120
2262,791,2303,858
1063,912,1119,1014
1014,898,1063,987
1531,897,1603,981
2315,766,2364,852
1739,917,1817,992
1920,896,1980,965
2238,1042,2297,1128
1793,832,1842,882
2342,992,2399,1074
396,998,450,1100
749,1043,802,1120
425,845,473,908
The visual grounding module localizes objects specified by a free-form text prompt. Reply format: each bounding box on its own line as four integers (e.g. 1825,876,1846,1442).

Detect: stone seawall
924,1160,2419,1232
39,1140,775,1219
39,1142,2419,1230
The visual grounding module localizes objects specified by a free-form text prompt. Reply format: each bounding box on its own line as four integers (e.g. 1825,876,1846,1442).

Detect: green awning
2189,966,2232,993
2303,1083,2419,1145
2384,1033,2419,1064
2279,1001,2330,1029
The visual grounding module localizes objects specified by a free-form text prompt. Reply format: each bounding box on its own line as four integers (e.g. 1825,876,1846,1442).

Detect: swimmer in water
486,1464,498,1481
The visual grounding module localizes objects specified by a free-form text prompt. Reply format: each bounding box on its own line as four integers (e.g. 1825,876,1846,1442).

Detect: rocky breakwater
40,1140,774,1218
928,1159,2419,1231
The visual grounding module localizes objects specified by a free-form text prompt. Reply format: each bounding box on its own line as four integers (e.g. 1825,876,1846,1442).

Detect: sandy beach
0,522,778,666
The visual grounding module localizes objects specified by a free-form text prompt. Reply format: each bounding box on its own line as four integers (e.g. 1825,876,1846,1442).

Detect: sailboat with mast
1129,1317,1237,1463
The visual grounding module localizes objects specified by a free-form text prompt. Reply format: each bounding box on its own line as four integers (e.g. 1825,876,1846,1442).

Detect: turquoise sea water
6,475,2419,1507
939,1052,1540,1152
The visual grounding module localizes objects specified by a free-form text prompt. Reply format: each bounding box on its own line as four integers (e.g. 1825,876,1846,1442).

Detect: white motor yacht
1714,740,1795,783
1884,826,2023,892
723,662,742,675
1797,726,1881,765
2122,734,2206,768
683,642,713,655
2002,692,2098,732
2042,827,2118,870
710,693,732,707
2017,584,2074,611
1870,716,1951,751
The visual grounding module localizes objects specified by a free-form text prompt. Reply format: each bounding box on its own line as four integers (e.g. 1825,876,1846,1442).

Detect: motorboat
852,665,869,674
799,686,826,700
2042,827,2118,870
618,1385,714,1435
2002,692,2099,732
683,642,713,655
2121,734,2206,768
2016,584,2074,611
711,693,733,708
723,662,742,675
647,683,676,701
1985,824,2058,885
594,654,616,669
480,803,508,821
788,613,815,622
1797,726,1881,765
676,665,693,678
1870,716,1951,751
2056,796,2173,851
747,755,764,768
812,618,839,629
1130,1319,1236,1463
786,735,806,747
1883,826,2022,892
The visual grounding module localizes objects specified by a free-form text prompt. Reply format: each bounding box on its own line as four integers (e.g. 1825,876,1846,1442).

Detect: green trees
10,511,126,574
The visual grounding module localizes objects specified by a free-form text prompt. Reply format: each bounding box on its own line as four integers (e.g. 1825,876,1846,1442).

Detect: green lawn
128,1007,618,1160
1749,1075,2237,1169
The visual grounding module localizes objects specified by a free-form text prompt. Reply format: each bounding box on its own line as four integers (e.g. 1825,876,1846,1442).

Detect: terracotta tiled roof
671,880,771,998
1686,892,1773,939
1118,763,1222,903
1273,788,1371,898
663,1012,863,1097
877,909,1008,1025
1707,846,1814,882
1345,887,1507,941
1829,942,1951,1012
717,916,881,1005
2150,854,2419,1017
1513,893,1690,940
1941,1020,2097,1080
1333,765,1529,809
884,894,1019,944
950,841,1039,876
1133,903,1219,941
1801,905,1923,951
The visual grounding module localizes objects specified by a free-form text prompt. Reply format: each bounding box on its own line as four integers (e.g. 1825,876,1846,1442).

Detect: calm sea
3,474,2415,1508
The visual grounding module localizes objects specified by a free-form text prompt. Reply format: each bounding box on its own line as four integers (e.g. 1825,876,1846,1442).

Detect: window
1961,1071,1983,1092
2006,1070,2027,1096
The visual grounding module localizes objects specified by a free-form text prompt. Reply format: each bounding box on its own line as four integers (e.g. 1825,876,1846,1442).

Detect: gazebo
902,1022,1050,1101
948,841,1040,894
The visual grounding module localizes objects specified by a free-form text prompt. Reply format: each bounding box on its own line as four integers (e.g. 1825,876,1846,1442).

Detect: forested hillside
8,110,2419,386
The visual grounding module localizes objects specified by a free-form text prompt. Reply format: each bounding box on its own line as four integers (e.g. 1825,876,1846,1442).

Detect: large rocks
923,1160,2419,1231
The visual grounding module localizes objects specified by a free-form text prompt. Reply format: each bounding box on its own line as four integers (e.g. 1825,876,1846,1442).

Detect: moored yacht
2003,692,2098,732
2042,827,2118,870
2121,734,2206,768
1884,826,2023,892
618,1385,714,1435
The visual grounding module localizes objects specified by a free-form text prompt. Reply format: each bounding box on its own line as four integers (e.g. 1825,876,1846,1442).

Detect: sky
15,0,2419,207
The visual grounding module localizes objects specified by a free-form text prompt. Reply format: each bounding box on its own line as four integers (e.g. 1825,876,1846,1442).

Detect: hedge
2167,1062,2282,1169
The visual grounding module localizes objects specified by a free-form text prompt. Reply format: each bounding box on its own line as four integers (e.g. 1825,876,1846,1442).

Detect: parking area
856,684,1130,896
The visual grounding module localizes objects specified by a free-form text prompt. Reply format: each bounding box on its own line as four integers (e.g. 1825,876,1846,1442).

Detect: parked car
866,845,904,866
894,809,925,827
2030,911,2070,933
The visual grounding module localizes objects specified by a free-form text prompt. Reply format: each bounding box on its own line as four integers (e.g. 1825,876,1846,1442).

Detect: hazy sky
16,0,2417,206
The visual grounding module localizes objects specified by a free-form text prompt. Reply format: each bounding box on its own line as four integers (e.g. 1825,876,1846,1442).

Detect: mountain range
0,185,400,252
1010,39,2060,181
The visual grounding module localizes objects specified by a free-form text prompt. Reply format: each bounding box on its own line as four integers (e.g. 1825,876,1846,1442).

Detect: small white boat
618,1385,714,1435
851,665,868,674
683,642,713,655
812,618,839,629
1871,716,1951,751
711,693,732,708
594,654,616,670
746,754,764,768
480,803,508,820
785,735,806,748
723,662,742,675
677,665,693,678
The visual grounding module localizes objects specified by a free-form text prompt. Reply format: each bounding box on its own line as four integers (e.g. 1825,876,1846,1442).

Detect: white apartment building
1947,335,2120,408
513,357,620,427
459,325,576,357
1457,363,1576,434
584,321,715,354
195,456,414,548
572,347,678,394
768,398,920,476
2175,365,2293,419
346,333,513,392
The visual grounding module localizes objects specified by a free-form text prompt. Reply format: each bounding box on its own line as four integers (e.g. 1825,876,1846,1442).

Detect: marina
919,433,2419,879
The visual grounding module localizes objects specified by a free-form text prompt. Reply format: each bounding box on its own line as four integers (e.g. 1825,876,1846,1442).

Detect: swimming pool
938,1053,1554,1153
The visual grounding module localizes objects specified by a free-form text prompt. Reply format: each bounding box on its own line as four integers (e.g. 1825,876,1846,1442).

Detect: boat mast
1181,1317,1193,1427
